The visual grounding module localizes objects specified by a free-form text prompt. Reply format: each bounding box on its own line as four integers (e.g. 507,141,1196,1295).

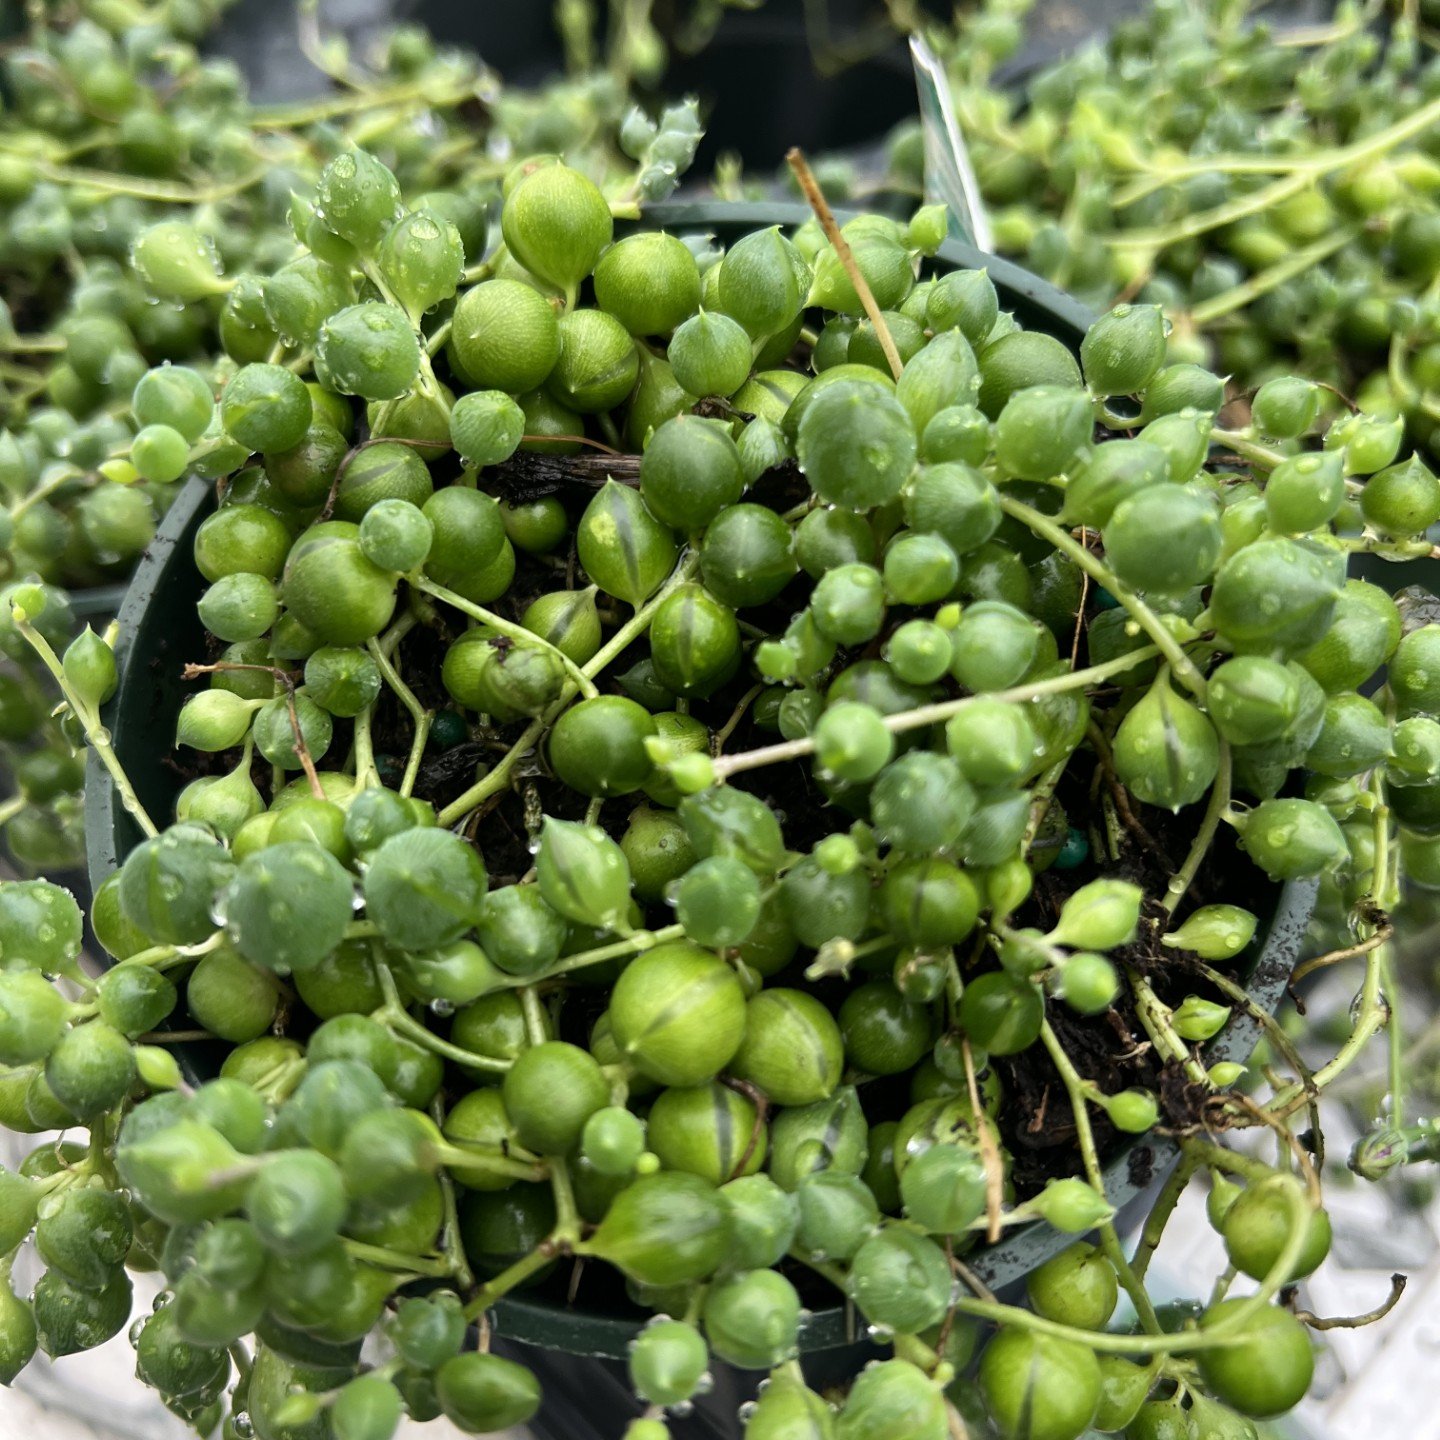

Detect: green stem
1130,1153,1199,1282
1113,154,1330,210
351,705,379,791
1188,228,1359,325
1112,92,1440,250
384,1005,513,1074
1179,1138,1296,1185
549,1154,582,1242
15,612,157,837
0,334,63,355
9,464,85,520
524,923,686,985
1161,741,1231,917
342,1239,452,1277
1129,970,1210,1085
435,555,700,826
893,1332,945,1378
252,78,478,128
998,496,1207,699
1038,1021,1162,1336
411,574,600,699
365,633,431,798
1209,429,1290,472
0,794,27,828
1199,962,1319,1108
1335,533,1437,559
430,1139,549,1183
713,644,1162,782
228,1344,252,1390
432,1096,476,1291
461,1244,561,1320
375,959,511,1073
37,161,266,205
520,987,550,1046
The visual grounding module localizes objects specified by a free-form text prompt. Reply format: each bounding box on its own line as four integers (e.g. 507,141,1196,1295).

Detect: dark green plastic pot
83,204,1314,1401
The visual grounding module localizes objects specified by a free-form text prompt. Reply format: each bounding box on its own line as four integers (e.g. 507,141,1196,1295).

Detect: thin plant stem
519,923,685,986
252,77,477,128
351,705,379,790
8,464,84,520
461,1244,562,1320
998,496,1208,699
410,574,600,699
37,161,266,205
520,986,550,1047
365,634,432,798
1201,961,1323,1145
374,959,511,1074
712,645,1160,781
1129,969,1211,1085
1269,948,1388,1117
14,612,157,837
1209,429,1290,471
1188,227,1359,325
1038,1021,1162,1336
787,148,903,380
436,555,700,826
342,1240,452,1278
1162,741,1231,916
1111,92,1440,250
1289,925,1393,984
1131,1153,1199,1281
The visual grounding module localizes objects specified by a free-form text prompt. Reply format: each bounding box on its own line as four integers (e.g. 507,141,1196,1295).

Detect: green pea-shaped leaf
895,329,980,435
798,379,917,513
363,829,487,952
577,479,678,606
585,1171,730,1286
225,842,355,972
1113,672,1221,811
535,817,631,930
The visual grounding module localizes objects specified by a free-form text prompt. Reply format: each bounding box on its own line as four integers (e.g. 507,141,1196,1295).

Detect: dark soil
95,239,1282,1402
351,456,1250,1202
162,443,1267,1291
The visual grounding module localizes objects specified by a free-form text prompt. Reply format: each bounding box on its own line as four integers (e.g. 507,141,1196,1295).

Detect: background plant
861,0,1440,464
0,0,701,880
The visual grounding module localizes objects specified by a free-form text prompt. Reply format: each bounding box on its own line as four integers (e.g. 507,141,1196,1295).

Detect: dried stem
786,147,904,380
1293,1274,1407,1331
962,1038,1004,1244
1290,923,1394,985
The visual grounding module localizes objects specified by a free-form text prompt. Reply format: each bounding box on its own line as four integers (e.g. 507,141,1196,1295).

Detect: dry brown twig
962,1037,1006,1244
786,147,904,381
1293,1274,1407,1331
